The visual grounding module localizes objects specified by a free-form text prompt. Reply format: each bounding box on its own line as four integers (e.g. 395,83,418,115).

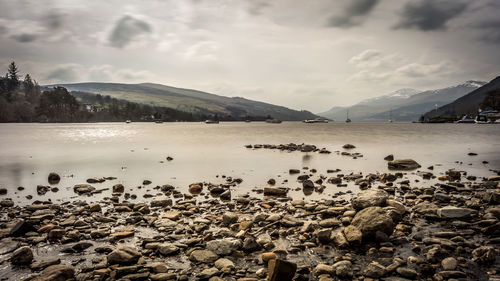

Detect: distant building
81,103,103,113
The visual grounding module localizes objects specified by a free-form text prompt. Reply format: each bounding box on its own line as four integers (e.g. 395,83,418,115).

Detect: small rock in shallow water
48,172,60,184
388,159,421,170
384,154,394,161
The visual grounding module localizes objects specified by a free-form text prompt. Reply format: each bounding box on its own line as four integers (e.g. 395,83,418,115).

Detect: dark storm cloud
474,19,500,44
247,0,270,16
43,12,63,30
328,0,381,28
11,33,37,43
108,15,152,48
395,0,468,31
46,66,79,82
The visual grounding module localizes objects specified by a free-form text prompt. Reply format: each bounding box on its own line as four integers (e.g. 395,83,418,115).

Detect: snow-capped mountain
318,81,486,121
358,88,421,105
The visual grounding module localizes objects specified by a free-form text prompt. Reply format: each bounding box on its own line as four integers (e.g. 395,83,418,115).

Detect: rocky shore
0,155,499,281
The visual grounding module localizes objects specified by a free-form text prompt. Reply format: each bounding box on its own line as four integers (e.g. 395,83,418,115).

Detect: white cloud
395,61,452,77
183,41,220,62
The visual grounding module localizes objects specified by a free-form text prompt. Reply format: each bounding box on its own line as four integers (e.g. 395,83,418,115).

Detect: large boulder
351,207,394,238
107,247,141,265
351,189,388,210
388,159,421,170
31,264,75,281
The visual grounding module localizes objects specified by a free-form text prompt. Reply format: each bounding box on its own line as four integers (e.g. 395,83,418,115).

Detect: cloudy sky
0,0,499,112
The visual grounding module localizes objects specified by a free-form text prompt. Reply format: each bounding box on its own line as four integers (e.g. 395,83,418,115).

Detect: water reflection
301,154,312,166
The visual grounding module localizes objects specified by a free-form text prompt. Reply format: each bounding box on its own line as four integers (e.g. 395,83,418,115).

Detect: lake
1,122,499,206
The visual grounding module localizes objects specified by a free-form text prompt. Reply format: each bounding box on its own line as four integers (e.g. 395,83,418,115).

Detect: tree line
0,62,210,122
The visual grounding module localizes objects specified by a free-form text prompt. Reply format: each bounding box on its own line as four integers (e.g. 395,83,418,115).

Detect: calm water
0,122,499,206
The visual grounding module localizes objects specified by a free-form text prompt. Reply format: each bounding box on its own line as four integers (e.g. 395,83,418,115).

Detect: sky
0,0,499,113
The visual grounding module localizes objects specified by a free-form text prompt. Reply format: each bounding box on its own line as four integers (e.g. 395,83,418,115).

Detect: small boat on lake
345,110,351,123
125,120,131,123
205,119,219,124
303,118,328,123
456,115,475,124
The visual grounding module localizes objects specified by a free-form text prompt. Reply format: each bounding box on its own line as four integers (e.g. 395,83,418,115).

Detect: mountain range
424,76,500,120
47,82,319,121
318,81,486,121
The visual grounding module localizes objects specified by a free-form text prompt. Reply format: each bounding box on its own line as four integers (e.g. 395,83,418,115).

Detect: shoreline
0,161,499,281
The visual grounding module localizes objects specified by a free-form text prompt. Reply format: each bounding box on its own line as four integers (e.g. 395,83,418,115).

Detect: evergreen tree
7,61,20,91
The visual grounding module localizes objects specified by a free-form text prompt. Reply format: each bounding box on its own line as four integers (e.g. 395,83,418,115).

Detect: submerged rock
47,172,60,184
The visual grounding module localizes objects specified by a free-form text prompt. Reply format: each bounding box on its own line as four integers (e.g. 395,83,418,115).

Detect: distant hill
45,82,319,121
424,76,500,120
318,88,421,121
318,81,486,121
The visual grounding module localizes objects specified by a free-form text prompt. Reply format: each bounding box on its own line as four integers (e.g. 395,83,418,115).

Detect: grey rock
206,238,240,255
351,189,388,210
352,206,394,237
437,206,475,219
